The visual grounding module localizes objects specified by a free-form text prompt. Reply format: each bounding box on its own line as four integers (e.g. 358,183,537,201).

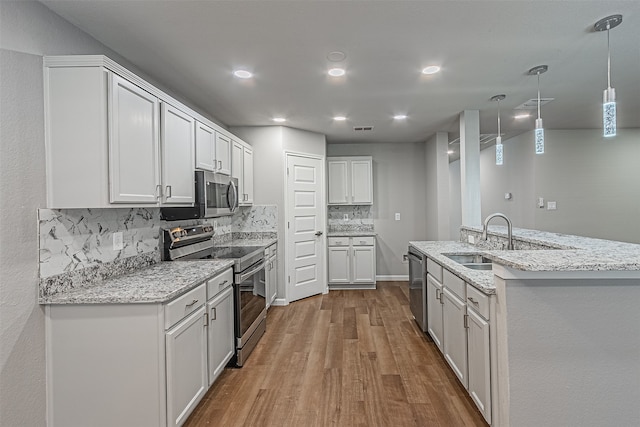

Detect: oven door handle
235,260,266,283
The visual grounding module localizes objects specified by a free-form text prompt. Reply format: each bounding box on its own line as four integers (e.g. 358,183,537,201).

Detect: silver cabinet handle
211,307,217,321
435,288,441,301
220,280,228,286
156,184,162,199
185,298,198,307
315,231,323,236
165,185,172,198
218,160,222,170
468,297,479,305
359,240,367,245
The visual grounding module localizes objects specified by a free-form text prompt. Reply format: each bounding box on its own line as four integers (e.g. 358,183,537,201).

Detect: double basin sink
443,254,493,271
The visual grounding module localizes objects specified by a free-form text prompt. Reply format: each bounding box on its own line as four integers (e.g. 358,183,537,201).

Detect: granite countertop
409,241,496,294
327,231,377,237
410,228,640,295
41,260,235,305
223,238,278,247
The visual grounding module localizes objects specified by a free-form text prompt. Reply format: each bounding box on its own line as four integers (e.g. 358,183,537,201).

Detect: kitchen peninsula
410,226,640,427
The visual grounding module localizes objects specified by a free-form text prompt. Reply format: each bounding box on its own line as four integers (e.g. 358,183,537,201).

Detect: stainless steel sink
443,254,492,264
462,263,493,271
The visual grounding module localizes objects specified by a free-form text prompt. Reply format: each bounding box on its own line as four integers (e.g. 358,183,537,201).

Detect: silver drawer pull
211,307,217,321
359,240,367,244
220,280,228,286
185,299,199,307
468,297,479,305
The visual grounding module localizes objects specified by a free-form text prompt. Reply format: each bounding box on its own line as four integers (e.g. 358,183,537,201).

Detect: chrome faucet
482,213,514,250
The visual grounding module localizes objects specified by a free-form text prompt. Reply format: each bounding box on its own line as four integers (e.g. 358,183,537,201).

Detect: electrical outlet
112,232,124,251
213,220,218,230
343,214,349,220
468,235,475,244
547,201,557,210
395,213,401,221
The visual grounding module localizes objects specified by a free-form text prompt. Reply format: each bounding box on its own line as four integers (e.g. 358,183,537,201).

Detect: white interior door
286,153,326,302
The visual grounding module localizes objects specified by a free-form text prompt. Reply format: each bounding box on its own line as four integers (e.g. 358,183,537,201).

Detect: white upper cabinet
160,103,195,204
242,146,254,205
195,121,216,171
327,156,373,205
232,140,243,190
215,133,232,176
108,74,160,204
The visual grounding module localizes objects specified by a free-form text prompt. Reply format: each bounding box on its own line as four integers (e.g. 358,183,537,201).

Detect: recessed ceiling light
514,113,530,119
422,66,441,75
272,117,286,123
233,69,253,79
328,68,346,77
393,114,408,120
333,116,347,121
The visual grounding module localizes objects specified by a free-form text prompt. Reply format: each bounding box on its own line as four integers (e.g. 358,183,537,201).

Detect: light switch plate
395,213,401,221
343,214,349,220
538,197,545,208
113,232,124,251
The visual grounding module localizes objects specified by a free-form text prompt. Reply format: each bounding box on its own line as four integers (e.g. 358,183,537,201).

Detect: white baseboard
271,298,288,306
376,275,409,281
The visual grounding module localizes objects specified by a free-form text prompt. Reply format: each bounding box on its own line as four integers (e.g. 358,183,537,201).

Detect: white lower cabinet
265,244,278,308
424,256,493,425
328,236,376,289
166,305,208,427
45,268,235,427
207,286,235,386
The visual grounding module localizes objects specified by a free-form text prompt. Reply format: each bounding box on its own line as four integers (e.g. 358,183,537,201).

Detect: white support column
435,132,451,239
460,110,482,227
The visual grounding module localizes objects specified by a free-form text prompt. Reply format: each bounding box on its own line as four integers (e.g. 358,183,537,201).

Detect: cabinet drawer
466,284,490,320
328,237,349,246
443,269,466,300
426,258,443,283
352,236,374,246
206,268,233,300
165,283,206,329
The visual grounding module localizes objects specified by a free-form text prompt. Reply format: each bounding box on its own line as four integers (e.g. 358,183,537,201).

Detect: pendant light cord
607,24,612,89
537,72,541,120
497,99,501,137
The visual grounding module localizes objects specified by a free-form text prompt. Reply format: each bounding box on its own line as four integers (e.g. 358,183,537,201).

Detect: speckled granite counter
222,238,278,247
40,260,235,305
327,231,377,237
411,227,640,295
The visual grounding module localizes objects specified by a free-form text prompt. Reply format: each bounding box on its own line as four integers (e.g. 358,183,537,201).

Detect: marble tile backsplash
328,205,374,232
38,204,278,297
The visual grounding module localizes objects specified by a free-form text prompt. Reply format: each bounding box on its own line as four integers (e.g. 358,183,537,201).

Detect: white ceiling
40,0,640,148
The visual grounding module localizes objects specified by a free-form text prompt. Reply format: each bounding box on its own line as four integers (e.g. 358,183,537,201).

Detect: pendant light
528,65,548,154
594,14,623,138
491,94,506,165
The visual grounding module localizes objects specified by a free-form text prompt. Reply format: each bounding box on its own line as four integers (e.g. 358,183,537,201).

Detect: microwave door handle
228,180,239,212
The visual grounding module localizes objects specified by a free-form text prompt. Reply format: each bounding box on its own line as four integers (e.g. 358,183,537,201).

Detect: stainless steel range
162,225,267,367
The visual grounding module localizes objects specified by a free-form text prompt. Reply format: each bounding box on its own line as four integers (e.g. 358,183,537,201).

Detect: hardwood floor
184,282,488,427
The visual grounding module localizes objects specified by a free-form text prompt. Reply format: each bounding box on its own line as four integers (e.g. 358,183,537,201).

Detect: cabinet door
161,103,195,204
207,286,234,386
242,147,254,205
427,274,444,352
166,306,207,427
328,246,350,284
352,245,375,283
351,159,373,204
443,287,468,388
231,141,244,197
215,133,231,175
268,256,277,306
195,121,215,171
108,73,160,203
327,160,349,204
467,308,492,424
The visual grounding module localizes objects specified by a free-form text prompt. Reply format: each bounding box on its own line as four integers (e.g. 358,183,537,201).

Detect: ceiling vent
353,126,374,132
449,133,500,145
514,98,555,110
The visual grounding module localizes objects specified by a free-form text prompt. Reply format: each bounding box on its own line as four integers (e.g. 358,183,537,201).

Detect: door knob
315,231,323,236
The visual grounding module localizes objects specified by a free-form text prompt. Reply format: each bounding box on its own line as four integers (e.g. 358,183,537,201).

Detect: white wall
450,128,640,243
327,141,427,277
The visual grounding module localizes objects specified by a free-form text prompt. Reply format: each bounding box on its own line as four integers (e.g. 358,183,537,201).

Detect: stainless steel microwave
161,171,238,221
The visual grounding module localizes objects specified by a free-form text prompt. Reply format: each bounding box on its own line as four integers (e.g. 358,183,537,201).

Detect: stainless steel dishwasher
408,247,427,332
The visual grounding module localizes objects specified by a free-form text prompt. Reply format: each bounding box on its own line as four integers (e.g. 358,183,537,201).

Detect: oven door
234,260,266,347
202,172,238,218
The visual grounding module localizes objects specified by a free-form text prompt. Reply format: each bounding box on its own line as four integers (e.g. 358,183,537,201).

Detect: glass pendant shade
495,136,504,165
603,87,616,137
535,118,544,154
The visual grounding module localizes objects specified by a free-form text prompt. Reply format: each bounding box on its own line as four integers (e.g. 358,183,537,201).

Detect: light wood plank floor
185,282,488,427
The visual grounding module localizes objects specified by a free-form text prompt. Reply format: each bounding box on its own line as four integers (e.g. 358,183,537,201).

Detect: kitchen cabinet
45,267,235,427
265,243,278,308
161,103,196,204
327,156,373,205
232,140,254,206
466,284,492,424
328,236,376,289
426,273,444,351
44,55,250,209
442,284,468,388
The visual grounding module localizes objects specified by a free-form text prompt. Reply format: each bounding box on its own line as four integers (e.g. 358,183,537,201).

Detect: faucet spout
482,213,514,250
